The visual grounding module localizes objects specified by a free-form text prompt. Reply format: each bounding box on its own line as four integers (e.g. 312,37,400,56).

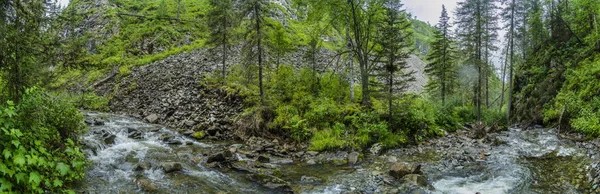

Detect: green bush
55,92,109,112
0,88,87,193
309,122,347,151
392,96,442,142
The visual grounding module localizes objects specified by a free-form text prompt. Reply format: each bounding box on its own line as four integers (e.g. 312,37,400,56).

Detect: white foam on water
432,174,521,194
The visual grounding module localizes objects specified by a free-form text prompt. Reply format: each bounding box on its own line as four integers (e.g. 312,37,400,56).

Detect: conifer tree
455,0,498,121
375,0,414,123
207,0,236,83
425,5,457,103
241,0,271,104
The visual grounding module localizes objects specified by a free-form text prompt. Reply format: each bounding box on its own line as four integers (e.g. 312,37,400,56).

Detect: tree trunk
507,0,516,125
345,15,355,102
255,3,264,104
222,34,227,85
389,70,393,125
476,2,482,122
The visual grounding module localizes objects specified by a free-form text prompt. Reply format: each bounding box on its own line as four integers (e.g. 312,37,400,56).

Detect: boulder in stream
94,119,106,126
402,174,427,187
127,128,143,139
207,151,233,164
160,162,183,173
389,162,422,179
135,176,157,192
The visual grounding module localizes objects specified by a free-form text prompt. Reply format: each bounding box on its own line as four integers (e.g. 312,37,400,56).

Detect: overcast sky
404,0,460,26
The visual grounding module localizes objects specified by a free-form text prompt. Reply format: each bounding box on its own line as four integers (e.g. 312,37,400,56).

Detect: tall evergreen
241,0,271,104
0,0,50,102
455,0,498,121
207,0,236,84
376,0,414,123
425,5,457,103
500,0,526,123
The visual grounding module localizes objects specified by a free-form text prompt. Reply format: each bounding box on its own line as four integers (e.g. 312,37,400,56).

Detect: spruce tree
375,0,414,123
455,0,498,121
241,0,270,104
207,0,236,83
0,0,50,102
425,5,457,104
500,0,526,123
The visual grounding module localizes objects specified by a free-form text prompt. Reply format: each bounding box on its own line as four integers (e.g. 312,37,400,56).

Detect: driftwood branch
89,65,119,90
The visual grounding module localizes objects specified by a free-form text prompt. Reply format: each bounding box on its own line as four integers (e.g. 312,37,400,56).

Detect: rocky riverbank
81,112,600,193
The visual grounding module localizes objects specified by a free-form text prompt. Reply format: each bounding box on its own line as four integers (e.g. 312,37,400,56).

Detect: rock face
96,49,244,140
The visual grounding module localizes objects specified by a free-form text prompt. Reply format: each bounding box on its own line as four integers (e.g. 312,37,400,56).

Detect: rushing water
77,112,594,194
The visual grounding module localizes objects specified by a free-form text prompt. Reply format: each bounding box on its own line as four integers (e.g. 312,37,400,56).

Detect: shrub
0,88,87,193
392,96,441,142
309,122,347,151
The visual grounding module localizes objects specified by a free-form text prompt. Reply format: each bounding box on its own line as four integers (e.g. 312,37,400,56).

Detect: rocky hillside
74,0,432,141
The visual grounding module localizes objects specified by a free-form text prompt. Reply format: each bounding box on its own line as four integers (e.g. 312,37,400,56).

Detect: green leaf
0,178,13,191
13,154,25,166
15,173,26,184
10,140,20,148
53,179,63,187
29,171,41,186
3,149,11,159
72,161,85,169
0,163,11,176
56,163,70,176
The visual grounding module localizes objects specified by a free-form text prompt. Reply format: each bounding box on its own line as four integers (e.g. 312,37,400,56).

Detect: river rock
135,177,157,192
127,128,143,139
257,155,270,163
184,120,196,127
306,159,316,165
370,143,383,155
389,162,422,179
85,120,94,125
145,114,159,123
207,151,233,164
134,162,151,171
306,151,319,156
300,175,323,185
96,130,116,145
402,174,427,187
94,119,106,126
160,162,183,173
348,151,360,165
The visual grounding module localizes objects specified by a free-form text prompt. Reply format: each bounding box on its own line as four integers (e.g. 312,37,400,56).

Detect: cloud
403,0,460,25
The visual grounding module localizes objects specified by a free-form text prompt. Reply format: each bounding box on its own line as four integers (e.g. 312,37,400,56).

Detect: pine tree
376,0,415,123
0,0,50,101
425,5,457,104
207,0,236,84
241,0,271,104
455,0,498,121
500,0,526,123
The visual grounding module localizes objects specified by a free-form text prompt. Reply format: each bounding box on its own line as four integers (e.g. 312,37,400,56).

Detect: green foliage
0,88,87,193
309,122,347,151
193,131,205,139
56,92,110,112
544,55,600,137
392,96,442,142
